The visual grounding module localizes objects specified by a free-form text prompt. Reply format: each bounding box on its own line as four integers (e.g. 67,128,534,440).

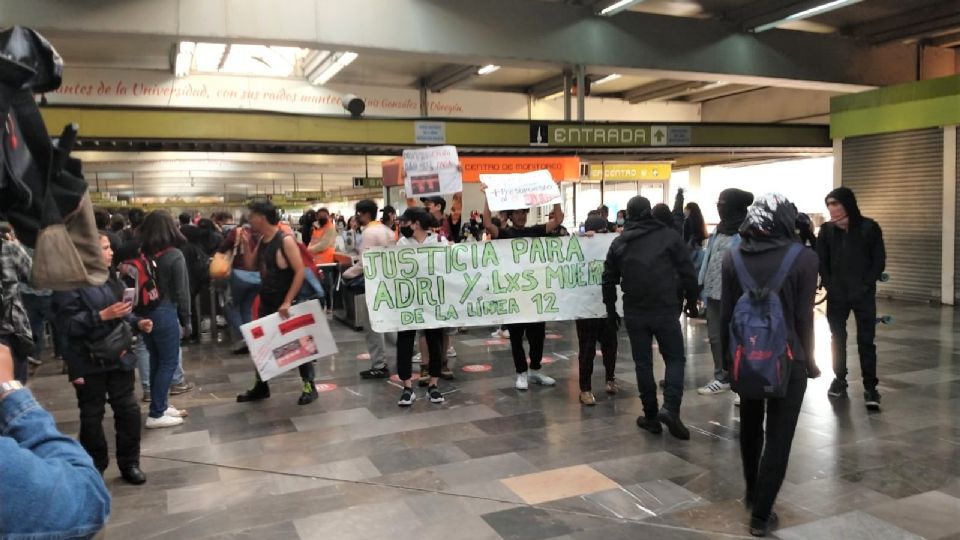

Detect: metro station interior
2,0,960,539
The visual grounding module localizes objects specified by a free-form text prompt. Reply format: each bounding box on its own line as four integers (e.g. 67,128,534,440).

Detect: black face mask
400,225,414,238
317,217,328,226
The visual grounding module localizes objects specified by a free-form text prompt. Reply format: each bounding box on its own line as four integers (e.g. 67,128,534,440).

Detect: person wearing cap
481,187,564,391
575,215,619,406
394,207,447,407
602,196,698,440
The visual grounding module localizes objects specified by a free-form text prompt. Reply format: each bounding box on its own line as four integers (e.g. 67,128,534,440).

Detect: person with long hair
138,210,192,429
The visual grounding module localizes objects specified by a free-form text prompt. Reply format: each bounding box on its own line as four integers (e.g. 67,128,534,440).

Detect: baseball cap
419,196,447,211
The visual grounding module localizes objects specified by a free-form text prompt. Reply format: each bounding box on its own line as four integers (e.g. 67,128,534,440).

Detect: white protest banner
240,300,338,381
402,146,462,197
480,170,562,212
363,234,617,332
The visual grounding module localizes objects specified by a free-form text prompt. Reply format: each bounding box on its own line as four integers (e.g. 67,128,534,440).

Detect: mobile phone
122,288,136,304
578,225,586,236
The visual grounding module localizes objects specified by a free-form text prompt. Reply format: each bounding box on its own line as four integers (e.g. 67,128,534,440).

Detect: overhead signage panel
587,163,672,182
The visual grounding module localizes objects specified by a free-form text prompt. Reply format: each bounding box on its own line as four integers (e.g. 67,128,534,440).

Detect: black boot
121,466,147,485
237,380,270,402
298,380,319,405
750,512,779,537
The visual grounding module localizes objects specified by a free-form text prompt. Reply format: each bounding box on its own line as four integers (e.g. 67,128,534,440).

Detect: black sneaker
298,381,319,405
236,381,270,402
828,378,848,398
657,408,691,440
636,415,663,434
360,368,390,379
398,387,416,407
428,385,445,404
170,381,195,395
864,388,881,411
750,511,779,537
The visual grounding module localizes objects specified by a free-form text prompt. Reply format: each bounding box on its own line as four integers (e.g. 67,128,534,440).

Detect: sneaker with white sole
398,387,416,407
529,370,556,386
428,385,445,404
698,380,731,395
164,406,188,418
145,415,184,429
515,372,529,391
446,346,457,358
734,393,741,406
412,353,422,364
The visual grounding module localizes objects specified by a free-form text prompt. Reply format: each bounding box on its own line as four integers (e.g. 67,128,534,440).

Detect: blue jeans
226,270,260,337
133,337,183,391
145,302,181,419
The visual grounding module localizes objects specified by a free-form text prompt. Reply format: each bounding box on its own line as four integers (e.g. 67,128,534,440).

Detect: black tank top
258,233,294,308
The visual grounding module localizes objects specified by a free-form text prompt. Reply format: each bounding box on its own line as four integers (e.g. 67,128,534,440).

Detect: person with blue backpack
720,193,821,537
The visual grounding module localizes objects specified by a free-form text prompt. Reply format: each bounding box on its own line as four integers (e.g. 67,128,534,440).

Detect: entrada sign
530,124,695,148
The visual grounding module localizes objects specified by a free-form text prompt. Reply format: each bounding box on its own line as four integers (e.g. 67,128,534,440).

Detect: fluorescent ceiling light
306,51,359,86
592,74,621,85
176,41,308,77
477,64,501,76
752,0,863,32
173,41,194,77
598,0,644,16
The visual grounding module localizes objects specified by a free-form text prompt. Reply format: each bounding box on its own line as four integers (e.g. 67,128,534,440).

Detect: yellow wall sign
587,163,672,182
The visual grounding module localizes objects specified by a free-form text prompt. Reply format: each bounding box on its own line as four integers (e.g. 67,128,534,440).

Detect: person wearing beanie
602,196,698,440
697,188,754,398
575,215,619,406
816,187,886,410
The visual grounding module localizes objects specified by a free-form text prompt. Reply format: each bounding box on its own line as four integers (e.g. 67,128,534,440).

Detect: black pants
74,369,141,472
740,366,807,522
255,298,314,385
576,318,617,391
826,294,878,389
507,322,546,373
397,329,443,382
623,312,686,418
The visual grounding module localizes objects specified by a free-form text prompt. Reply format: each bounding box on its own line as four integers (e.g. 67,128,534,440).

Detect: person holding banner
394,207,447,406
236,200,319,406
481,188,564,391
576,215,619,406
602,196,699,440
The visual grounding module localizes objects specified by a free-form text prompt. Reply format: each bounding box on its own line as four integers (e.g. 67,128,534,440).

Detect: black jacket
602,218,698,316
816,218,885,303
53,277,143,380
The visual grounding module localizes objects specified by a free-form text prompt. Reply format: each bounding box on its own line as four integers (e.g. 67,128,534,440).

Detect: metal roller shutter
842,128,943,301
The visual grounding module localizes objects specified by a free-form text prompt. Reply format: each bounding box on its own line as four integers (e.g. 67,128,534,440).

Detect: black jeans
705,299,728,383
624,312,686,418
507,322,546,373
826,294,878,389
74,369,141,472
740,365,807,522
397,328,443,382
576,318,617,392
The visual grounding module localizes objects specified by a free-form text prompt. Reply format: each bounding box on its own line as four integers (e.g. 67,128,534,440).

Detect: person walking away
138,210,192,429
576,215,619,406
236,200,319,405
482,188,564,390
602,196,698,440
308,207,338,314
394,207,447,406
816,187,885,410
180,222,213,342
55,232,153,485
720,194,820,537
698,189,754,397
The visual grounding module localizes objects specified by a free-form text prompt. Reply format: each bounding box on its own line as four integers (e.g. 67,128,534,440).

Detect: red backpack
118,248,171,315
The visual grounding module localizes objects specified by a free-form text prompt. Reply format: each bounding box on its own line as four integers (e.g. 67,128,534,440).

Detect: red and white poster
240,300,337,381
402,146,462,197
480,169,562,212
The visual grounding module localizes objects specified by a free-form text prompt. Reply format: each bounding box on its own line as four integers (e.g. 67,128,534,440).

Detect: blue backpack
728,243,802,400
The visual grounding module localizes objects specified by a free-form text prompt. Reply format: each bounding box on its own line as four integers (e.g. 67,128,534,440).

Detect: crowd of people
0,183,887,538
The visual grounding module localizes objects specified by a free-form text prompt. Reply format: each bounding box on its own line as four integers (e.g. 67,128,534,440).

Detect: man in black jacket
816,187,886,411
602,196,698,440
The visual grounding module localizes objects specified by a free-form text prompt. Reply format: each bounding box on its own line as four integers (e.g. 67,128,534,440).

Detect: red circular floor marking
356,353,371,361
545,333,563,340
539,355,555,365
389,373,421,382
485,339,508,346
462,364,493,373
315,383,337,393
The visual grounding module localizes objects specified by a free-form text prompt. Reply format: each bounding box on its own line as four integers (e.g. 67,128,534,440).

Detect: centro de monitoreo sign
362,235,616,332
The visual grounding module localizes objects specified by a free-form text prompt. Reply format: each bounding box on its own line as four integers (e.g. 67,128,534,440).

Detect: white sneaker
146,415,184,429
492,329,506,339
164,406,188,418
529,370,556,386
515,372,529,391
698,380,731,395
447,346,457,358
501,329,510,338
734,394,741,407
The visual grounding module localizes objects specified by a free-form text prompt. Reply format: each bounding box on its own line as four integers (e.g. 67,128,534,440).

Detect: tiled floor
27,299,960,539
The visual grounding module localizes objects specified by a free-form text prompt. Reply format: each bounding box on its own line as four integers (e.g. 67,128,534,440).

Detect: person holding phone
53,232,154,484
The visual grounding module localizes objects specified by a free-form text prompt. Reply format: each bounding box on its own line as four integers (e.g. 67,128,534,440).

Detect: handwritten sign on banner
480,170,562,212
362,234,617,333
402,145,462,197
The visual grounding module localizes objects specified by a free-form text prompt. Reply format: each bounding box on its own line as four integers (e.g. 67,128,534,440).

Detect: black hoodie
815,187,885,302
602,197,698,316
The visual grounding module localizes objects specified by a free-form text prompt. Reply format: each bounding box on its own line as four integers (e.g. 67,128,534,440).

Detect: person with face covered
602,196,698,440
720,194,820,537
816,187,885,410
482,188,564,391
697,189,754,397
575,215,619,406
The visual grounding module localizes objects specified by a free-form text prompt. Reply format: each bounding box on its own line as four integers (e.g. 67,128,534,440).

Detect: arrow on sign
654,129,666,143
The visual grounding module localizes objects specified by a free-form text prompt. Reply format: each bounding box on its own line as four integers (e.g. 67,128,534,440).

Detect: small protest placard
402,145,462,197
480,170,562,212
240,300,337,381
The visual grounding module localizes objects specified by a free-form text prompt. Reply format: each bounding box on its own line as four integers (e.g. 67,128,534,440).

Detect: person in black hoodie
815,187,885,410
720,193,820,537
603,196,698,440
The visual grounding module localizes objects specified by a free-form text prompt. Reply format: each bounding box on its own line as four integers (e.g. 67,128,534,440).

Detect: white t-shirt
397,232,443,247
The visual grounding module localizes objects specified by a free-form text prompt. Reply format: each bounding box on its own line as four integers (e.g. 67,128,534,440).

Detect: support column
575,64,586,122
419,83,428,117
832,138,843,188
563,70,572,122
687,165,702,204
943,125,957,305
